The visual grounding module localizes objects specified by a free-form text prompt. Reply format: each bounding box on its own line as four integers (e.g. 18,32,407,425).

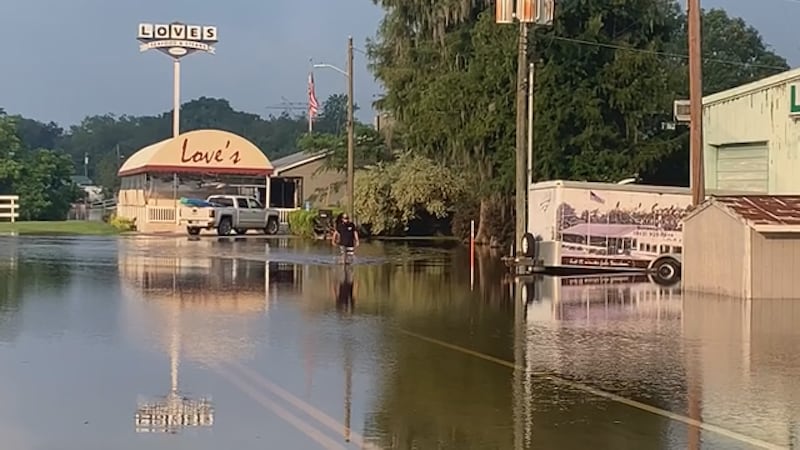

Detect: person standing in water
332,213,359,263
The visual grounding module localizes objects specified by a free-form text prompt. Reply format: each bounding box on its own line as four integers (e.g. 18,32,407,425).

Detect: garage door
716,143,769,193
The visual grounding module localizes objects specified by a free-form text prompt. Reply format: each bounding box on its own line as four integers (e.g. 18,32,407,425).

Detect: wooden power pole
514,23,529,256
346,36,355,217
497,0,553,257
688,0,704,206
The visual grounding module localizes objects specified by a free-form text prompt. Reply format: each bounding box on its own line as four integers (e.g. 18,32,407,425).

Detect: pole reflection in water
333,264,355,442
513,279,533,450
120,237,273,434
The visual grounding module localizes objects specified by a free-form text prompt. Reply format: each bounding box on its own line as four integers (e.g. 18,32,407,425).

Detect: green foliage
354,153,467,235
6,95,355,193
287,207,344,238
0,113,79,221
313,93,357,135
108,214,136,232
0,221,119,235
368,1,790,242
297,123,390,173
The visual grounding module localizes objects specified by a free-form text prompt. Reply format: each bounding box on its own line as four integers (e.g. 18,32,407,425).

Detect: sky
0,0,796,129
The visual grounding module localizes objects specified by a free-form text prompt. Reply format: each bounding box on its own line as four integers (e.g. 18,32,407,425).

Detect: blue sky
0,0,795,128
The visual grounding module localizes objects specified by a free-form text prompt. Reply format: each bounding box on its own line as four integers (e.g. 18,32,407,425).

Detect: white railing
274,207,300,224
0,195,19,223
147,206,176,223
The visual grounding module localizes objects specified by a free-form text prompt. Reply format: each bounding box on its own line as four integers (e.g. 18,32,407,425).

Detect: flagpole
308,60,316,134
308,69,314,133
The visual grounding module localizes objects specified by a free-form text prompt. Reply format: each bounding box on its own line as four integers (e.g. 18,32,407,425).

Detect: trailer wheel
187,227,200,236
649,256,681,286
519,233,536,258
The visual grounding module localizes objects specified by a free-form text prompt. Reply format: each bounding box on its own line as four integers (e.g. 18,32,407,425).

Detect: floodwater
0,236,798,450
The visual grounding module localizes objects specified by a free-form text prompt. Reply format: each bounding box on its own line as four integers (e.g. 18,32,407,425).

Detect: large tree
531,0,687,184
369,4,517,244
368,0,791,243
644,7,790,186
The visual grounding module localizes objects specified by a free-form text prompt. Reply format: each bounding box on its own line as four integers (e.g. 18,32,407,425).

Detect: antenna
265,98,307,115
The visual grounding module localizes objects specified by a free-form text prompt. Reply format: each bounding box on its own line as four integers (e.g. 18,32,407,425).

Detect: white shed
703,67,800,194
683,195,800,299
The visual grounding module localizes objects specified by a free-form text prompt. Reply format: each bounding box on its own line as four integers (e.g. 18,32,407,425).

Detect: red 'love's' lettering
180,139,240,164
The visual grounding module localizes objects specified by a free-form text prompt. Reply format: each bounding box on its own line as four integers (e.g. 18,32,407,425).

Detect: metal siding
715,144,768,193
277,158,346,206
703,80,800,194
683,205,748,297
750,232,800,299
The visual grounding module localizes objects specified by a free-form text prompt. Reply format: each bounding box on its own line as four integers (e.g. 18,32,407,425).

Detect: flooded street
0,236,798,449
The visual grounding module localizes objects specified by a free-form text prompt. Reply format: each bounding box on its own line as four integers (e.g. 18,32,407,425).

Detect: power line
548,35,788,71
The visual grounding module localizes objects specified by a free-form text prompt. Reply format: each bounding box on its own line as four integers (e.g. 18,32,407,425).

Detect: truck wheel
265,217,279,235
519,233,536,258
649,256,681,286
187,227,200,236
234,228,247,235
217,217,233,236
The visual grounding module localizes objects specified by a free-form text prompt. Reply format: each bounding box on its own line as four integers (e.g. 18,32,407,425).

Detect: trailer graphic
517,180,692,283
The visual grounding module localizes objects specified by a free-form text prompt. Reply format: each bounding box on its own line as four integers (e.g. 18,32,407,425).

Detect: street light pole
346,36,355,217
313,36,356,217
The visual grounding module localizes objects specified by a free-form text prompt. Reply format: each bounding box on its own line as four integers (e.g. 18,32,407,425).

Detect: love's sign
180,138,242,166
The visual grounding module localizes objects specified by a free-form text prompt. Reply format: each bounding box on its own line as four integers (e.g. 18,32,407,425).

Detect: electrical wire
547,35,789,71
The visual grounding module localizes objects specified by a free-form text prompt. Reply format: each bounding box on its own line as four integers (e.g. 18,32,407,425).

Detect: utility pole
688,0,704,206
497,0,553,260
514,23,529,257
527,62,535,185
346,36,355,217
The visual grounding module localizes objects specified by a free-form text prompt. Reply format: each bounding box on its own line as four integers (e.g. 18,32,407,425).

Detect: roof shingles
715,196,800,226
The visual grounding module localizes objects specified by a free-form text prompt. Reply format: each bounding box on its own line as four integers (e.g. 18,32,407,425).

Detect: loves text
180,139,242,165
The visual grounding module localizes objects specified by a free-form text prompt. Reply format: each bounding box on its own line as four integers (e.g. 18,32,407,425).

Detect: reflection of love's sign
180,138,241,165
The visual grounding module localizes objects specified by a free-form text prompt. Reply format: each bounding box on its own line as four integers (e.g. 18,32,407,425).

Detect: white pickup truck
179,195,281,236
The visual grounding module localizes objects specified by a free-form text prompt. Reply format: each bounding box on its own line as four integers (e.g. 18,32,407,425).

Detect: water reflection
2,235,800,449
119,238,279,434
683,295,800,448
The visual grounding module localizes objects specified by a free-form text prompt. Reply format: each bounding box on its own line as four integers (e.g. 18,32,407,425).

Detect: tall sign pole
137,22,218,138
496,0,554,259
688,0,704,206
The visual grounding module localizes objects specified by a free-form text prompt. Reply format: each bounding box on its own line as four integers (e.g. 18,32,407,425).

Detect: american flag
308,72,319,120
589,191,605,204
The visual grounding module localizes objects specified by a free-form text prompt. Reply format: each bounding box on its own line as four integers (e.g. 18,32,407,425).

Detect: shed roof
118,129,273,177
685,196,800,233
271,150,329,175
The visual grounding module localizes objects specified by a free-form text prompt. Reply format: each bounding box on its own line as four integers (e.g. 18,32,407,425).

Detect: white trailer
515,180,692,283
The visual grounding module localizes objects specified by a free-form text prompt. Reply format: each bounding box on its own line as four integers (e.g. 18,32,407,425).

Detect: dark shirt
337,222,357,247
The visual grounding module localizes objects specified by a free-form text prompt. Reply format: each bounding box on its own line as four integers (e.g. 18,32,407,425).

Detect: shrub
287,207,344,238
107,213,136,232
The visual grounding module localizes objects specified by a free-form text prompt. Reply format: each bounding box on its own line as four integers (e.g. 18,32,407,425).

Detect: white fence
274,207,299,224
0,195,19,223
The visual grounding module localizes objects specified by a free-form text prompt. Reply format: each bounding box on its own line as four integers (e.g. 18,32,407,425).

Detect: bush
354,153,467,235
107,213,136,232
288,207,344,238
